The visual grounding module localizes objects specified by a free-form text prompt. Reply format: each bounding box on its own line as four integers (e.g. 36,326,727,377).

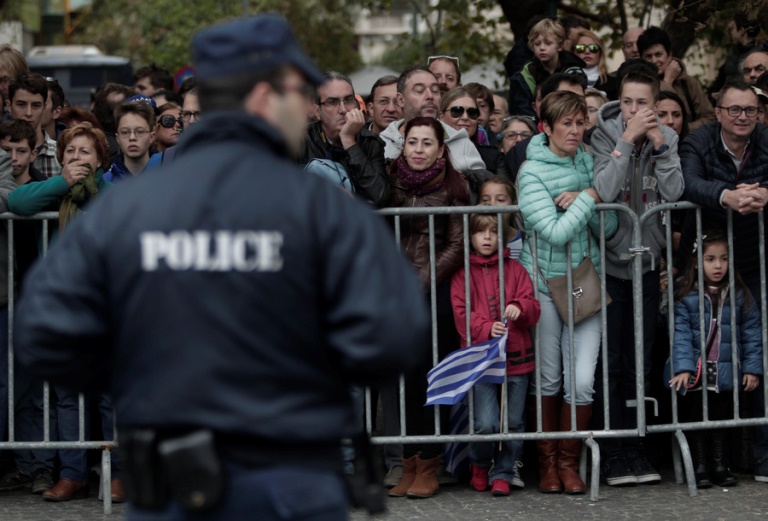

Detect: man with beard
379,65,484,172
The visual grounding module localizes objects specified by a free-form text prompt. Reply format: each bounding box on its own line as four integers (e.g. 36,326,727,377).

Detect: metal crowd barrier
1,202,767,510
0,212,116,515
372,203,768,501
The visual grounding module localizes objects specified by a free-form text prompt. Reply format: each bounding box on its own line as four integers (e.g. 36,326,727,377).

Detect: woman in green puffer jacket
517,91,617,495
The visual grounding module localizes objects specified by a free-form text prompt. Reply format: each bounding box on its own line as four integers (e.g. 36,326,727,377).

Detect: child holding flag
450,211,541,496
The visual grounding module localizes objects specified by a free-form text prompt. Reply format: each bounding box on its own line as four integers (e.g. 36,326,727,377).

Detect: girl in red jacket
451,211,541,496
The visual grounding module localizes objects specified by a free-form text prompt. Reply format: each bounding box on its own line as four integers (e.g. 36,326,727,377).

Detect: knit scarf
59,167,101,231
395,156,446,196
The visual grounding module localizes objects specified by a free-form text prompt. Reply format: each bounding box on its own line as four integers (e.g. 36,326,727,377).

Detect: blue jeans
469,375,528,484
13,365,55,474
126,464,349,521
56,387,120,480
342,386,364,475
535,292,602,405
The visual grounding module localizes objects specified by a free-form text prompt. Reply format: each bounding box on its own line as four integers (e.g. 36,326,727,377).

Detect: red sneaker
470,464,489,491
491,479,511,496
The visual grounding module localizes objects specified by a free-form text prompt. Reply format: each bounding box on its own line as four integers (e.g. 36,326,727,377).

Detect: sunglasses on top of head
448,106,480,120
573,44,600,54
158,114,183,129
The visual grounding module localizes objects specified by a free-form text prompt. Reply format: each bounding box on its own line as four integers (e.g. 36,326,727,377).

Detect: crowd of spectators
0,10,768,506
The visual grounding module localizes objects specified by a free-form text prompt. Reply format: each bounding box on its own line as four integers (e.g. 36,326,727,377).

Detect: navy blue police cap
192,14,325,86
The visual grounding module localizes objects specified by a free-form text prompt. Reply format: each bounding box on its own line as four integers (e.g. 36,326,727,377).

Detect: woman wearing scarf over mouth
8,121,121,503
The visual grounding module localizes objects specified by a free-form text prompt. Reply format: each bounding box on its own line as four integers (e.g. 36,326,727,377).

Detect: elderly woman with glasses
572,30,618,100
439,87,505,176
500,116,537,155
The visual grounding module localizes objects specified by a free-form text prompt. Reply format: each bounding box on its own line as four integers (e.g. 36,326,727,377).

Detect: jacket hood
596,100,623,135
176,111,290,158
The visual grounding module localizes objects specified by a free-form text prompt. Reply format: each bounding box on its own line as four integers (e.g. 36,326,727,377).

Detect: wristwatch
652,144,670,156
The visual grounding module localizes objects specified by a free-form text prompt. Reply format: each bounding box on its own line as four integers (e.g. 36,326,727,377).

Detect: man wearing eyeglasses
366,75,401,136
300,71,389,207
681,80,768,484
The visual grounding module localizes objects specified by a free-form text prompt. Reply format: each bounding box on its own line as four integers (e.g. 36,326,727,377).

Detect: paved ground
2,469,767,520
350,470,768,521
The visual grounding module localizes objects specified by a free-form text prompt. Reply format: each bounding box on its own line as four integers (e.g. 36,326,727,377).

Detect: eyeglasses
319,96,358,109
502,130,532,141
448,106,480,119
373,97,398,107
158,114,183,129
717,105,759,117
180,110,201,122
573,44,601,54
117,128,150,138
427,55,460,68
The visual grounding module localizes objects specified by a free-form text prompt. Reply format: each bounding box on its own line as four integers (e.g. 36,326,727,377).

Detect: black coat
680,122,768,278
301,120,390,207
14,111,429,446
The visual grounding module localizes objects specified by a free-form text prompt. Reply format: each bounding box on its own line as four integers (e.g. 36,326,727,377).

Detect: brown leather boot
558,403,592,495
42,478,89,502
388,455,417,497
406,455,441,498
535,395,563,493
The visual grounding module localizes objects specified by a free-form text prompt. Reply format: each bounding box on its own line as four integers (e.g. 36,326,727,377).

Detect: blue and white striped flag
425,332,507,406
443,398,470,477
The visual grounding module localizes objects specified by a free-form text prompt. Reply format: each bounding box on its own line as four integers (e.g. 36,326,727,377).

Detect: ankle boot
558,403,591,495
711,430,737,487
406,455,441,498
535,395,563,493
389,455,417,497
691,432,711,489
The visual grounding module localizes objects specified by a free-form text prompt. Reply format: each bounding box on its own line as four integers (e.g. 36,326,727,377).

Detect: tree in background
72,0,362,74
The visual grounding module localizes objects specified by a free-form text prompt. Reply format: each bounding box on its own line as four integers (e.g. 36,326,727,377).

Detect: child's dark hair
0,119,36,150
470,207,509,247
675,229,753,310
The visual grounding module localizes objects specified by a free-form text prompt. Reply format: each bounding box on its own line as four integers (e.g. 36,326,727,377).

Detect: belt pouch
157,429,225,512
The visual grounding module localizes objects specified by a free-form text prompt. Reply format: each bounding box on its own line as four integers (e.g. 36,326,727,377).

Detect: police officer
14,15,429,521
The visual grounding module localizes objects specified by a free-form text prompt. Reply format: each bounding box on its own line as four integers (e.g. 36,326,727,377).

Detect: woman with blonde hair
572,30,618,100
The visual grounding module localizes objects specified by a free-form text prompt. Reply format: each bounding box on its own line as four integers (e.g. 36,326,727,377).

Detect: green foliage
73,0,362,74
379,0,508,73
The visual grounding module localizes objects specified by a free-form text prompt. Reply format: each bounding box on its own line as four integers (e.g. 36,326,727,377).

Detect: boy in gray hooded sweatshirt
591,71,684,487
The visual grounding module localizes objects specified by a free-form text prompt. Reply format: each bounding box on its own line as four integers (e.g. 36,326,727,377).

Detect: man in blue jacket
13,15,429,520
681,79,768,483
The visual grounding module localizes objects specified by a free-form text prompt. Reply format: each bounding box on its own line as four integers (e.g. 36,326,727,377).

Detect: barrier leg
584,438,600,502
674,430,697,497
102,448,112,514
671,434,684,485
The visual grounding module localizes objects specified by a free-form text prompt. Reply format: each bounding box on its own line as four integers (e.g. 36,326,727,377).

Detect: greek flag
425,332,507,406
443,398,470,477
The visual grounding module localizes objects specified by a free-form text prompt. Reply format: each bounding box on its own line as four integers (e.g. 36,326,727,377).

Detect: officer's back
14,15,429,520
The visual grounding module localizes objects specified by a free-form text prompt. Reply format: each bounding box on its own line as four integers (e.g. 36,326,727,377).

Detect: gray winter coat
591,101,684,279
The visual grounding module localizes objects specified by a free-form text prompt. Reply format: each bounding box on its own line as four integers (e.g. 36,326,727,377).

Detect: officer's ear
243,82,277,120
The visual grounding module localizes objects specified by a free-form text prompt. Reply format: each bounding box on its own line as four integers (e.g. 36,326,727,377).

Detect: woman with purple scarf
386,116,469,499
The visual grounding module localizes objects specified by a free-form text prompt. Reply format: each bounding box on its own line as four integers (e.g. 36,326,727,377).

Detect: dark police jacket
680,122,768,279
14,111,429,447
